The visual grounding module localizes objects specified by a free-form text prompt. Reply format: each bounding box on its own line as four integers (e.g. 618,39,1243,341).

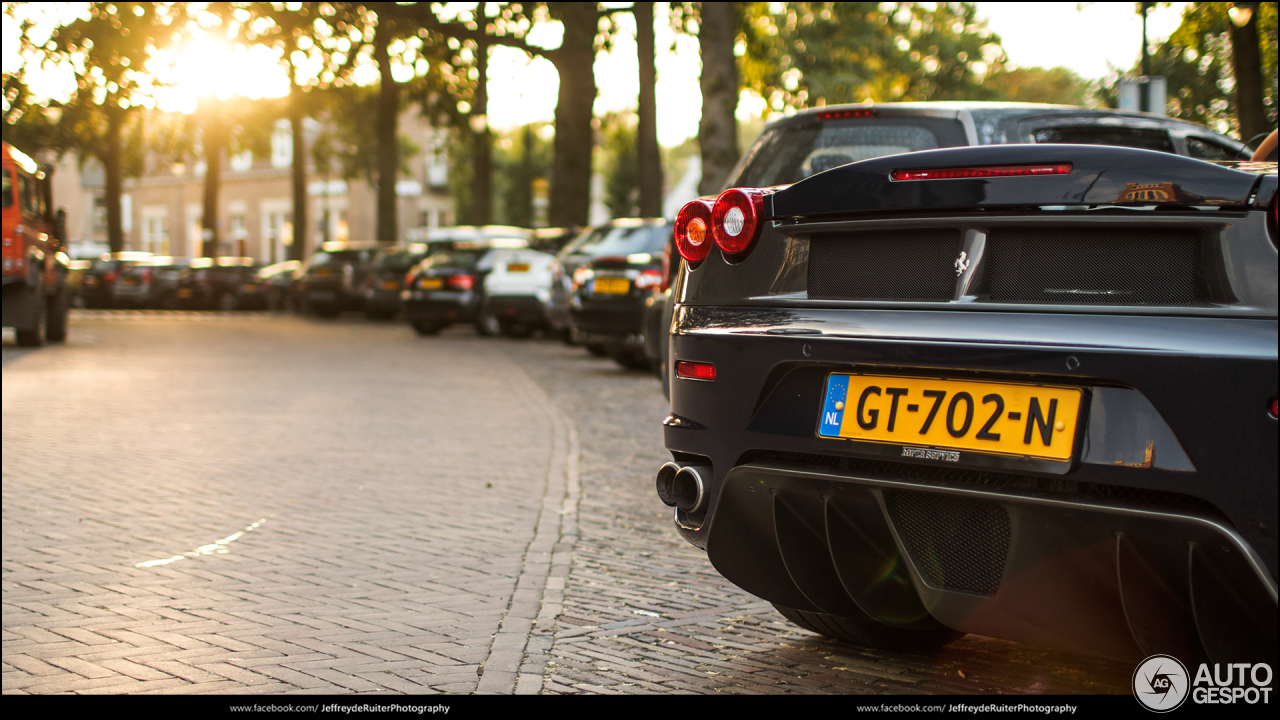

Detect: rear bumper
570,298,645,336
664,304,1278,660
487,295,546,325
403,291,478,323
711,461,1276,664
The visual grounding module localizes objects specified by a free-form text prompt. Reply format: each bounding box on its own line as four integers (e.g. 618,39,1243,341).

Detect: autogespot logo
1134,654,1190,712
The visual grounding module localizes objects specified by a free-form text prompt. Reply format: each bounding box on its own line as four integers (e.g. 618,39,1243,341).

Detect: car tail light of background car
889,163,1072,181
634,269,663,290
572,267,593,289
445,274,473,291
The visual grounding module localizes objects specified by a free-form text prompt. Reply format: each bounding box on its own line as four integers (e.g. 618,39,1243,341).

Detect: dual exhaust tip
656,462,710,513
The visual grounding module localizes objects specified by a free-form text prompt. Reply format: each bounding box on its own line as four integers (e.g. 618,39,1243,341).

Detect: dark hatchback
174,257,262,310
362,245,431,319
658,105,1277,666
113,256,189,309
295,242,382,317
566,219,672,369
78,251,152,307
401,238,528,335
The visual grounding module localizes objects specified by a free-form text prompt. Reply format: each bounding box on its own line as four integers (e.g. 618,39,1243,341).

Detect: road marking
135,517,269,568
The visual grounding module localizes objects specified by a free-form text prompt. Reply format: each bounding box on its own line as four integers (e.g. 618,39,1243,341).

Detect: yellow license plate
382,280,399,290
241,283,258,292
507,263,530,273
315,268,332,277
419,277,443,290
178,288,193,298
819,374,1082,461
593,277,629,294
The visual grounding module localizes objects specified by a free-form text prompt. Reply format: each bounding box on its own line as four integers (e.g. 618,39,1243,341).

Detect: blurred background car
566,219,673,369
479,246,557,338
362,244,432,320
111,255,190,309
66,259,91,307
78,251,152,308
173,257,261,310
257,260,301,312
401,235,529,336
294,241,382,317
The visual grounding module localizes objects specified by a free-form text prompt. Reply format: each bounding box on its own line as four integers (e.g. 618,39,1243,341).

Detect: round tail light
711,188,768,257
674,199,715,263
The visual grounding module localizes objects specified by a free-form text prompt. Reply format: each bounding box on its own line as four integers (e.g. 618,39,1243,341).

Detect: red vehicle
2,142,70,346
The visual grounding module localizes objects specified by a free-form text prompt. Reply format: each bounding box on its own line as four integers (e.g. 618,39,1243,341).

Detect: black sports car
658,113,1278,665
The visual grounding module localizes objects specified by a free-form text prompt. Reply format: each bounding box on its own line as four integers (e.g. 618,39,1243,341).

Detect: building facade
58,106,453,261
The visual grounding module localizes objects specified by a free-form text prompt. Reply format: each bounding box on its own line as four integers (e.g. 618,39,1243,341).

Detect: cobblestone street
3,311,1133,695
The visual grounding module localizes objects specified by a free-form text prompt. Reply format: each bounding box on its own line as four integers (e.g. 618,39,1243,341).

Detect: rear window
732,117,967,187
376,251,422,272
1032,126,1175,153
573,225,671,257
421,249,487,270
312,249,376,266
1186,137,1237,161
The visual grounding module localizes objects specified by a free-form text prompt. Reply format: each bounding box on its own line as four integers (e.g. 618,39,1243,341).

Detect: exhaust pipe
657,462,712,513
656,462,682,507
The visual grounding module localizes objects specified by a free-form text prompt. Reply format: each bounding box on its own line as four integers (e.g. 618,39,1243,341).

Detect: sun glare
155,32,291,113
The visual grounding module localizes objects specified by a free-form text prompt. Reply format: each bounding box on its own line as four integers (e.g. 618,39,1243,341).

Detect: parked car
112,255,190,309
362,245,432,319
257,260,301,312
566,220,673,369
548,220,671,353
174,257,261,310
641,233,679,392
657,102,1277,665
294,242,383,317
78,251,152,308
479,246,557,338
401,236,529,335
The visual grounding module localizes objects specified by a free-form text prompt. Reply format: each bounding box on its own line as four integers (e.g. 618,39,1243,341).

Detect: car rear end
298,246,378,316
482,248,556,337
402,245,495,334
663,143,1277,665
567,221,672,367
363,248,425,319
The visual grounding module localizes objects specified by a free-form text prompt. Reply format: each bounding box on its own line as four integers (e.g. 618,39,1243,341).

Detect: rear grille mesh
984,227,1199,305
887,491,1010,595
808,230,960,301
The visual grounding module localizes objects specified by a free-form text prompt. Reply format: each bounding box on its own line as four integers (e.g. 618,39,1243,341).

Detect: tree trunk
1227,13,1268,142
103,107,125,253
547,3,598,227
289,80,308,262
635,1,663,217
698,2,740,195
517,123,534,227
201,100,223,258
471,36,493,225
374,24,400,244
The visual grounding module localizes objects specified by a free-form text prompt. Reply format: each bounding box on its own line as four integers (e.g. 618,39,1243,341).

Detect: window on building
271,120,293,168
230,150,254,172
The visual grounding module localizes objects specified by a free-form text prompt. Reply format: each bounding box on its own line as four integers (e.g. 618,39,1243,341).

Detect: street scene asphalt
3,311,1134,695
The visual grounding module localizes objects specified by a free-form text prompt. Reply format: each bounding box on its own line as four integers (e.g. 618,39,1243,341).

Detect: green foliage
740,2,1007,112
492,124,552,227
599,113,639,219
983,66,1092,106
1098,2,1278,136
311,85,419,183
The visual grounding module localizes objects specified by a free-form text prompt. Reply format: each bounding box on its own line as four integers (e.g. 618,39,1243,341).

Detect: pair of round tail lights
674,188,772,263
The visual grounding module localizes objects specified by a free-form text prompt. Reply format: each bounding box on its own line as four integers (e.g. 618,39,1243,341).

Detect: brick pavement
3,314,575,694
4,313,1137,696
507,340,1135,696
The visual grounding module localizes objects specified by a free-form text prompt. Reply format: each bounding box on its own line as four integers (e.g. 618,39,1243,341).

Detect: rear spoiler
768,144,1275,219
